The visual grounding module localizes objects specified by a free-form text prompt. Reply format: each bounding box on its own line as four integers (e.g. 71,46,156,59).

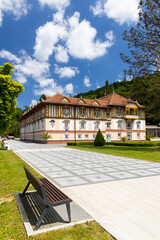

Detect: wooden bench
21,166,72,230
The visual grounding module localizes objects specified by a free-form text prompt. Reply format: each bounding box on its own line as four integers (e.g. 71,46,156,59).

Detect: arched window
136,121,141,129
127,120,132,129
117,120,122,129
130,108,134,115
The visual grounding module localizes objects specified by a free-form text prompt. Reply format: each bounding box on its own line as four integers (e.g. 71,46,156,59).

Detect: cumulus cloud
84,76,91,87
38,0,70,10
34,80,64,96
65,83,73,94
0,0,31,26
33,21,67,62
33,11,114,62
30,99,37,107
91,0,139,25
0,49,21,63
54,45,69,63
54,64,79,78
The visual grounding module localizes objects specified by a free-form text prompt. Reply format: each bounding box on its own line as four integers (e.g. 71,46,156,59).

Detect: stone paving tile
84,174,115,183
54,176,88,187
11,140,160,188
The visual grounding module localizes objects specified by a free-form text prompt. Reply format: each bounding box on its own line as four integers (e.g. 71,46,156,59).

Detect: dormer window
106,111,110,117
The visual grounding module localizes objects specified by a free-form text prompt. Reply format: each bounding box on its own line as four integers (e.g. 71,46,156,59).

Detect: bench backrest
24,166,45,200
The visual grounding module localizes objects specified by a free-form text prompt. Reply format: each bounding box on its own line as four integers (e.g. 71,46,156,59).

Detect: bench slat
40,178,71,204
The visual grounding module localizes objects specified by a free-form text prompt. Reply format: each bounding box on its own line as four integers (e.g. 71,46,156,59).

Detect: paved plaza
10,140,160,240
11,140,160,188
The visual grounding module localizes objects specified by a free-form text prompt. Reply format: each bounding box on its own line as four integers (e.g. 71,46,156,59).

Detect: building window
63,120,70,130
136,121,141,129
127,132,132,141
80,110,85,115
106,121,111,129
126,108,129,115
85,134,89,140
117,109,121,115
137,132,140,140
95,111,99,116
63,109,69,115
65,134,69,140
130,108,134,115
80,121,86,130
106,111,110,117
118,132,121,139
92,134,96,139
94,121,100,130
78,134,81,139
41,119,44,129
117,120,122,129
127,120,132,129
38,120,40,129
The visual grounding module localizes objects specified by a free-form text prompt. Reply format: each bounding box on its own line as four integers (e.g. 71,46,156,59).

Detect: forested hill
74,74,160,124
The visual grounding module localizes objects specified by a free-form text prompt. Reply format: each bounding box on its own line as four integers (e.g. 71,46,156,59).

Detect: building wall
20,103,146,143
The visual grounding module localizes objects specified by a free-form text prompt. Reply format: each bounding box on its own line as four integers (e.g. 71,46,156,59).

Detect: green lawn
67,145,160,163
0,149,115,240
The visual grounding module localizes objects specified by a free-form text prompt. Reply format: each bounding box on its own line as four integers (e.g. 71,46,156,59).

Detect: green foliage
121,136,127,142
39,94,46,102
105,141,160,147
67,142,94,146
0,62,24,135
40,132,52,141
7,107,23,137
94,130,105,146
120,0,160,76
146,133,153,141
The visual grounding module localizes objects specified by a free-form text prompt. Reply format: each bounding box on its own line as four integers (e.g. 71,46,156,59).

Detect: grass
0,149,115,240
67,145,160,163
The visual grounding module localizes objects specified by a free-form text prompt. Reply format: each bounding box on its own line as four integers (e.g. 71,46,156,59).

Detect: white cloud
30,99,37,107
67,17,114,60
65,83,73,94
54,45,69,63
54,64,79,78
33,11,114,63
38,0,70,10
0,0,31,26
91,0,139,25
34,81,64,96
33,21,67,62
84,76,91,87
0,49,21,63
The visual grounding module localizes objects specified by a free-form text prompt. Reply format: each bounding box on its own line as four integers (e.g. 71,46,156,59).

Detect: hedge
67,141,160,147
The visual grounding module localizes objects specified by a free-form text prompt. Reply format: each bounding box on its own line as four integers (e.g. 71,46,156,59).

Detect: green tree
8,107,23,137
39,94,46,102
94,129,105,146
0,63,24,135
120,0,160,76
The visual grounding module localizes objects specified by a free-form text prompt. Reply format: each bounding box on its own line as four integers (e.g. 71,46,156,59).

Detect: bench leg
34,206,49,230
66,202,71,223
21,181,30,197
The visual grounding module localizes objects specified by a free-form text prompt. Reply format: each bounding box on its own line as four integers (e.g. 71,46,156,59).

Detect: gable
77,99,86,104
60,97,70,103
92,100,100,106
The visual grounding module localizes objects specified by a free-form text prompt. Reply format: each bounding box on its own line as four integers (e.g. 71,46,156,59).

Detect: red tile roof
43,92,143,108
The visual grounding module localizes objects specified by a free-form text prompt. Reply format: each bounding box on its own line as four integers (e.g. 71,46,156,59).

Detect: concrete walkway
10,140,160,240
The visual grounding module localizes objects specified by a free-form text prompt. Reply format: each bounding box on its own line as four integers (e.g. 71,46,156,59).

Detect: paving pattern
10,140,160,188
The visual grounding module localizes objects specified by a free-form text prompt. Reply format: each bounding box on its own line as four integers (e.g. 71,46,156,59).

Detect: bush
94,129,105,146
146,133,153,141
67,142,77,146
67,142,94,146
121,136,127,142
105,141,160,147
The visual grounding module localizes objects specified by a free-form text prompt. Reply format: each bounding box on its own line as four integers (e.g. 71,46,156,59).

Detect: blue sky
0,0,139,109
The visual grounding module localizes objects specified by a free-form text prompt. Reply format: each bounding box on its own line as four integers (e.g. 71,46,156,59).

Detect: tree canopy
0,62,24,135
120,0,160,77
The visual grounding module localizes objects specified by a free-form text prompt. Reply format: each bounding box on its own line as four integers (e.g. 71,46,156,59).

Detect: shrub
67,142,77,146
121,136,127,142
94,129,105,146
40,132,52,141
146,133,153,141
